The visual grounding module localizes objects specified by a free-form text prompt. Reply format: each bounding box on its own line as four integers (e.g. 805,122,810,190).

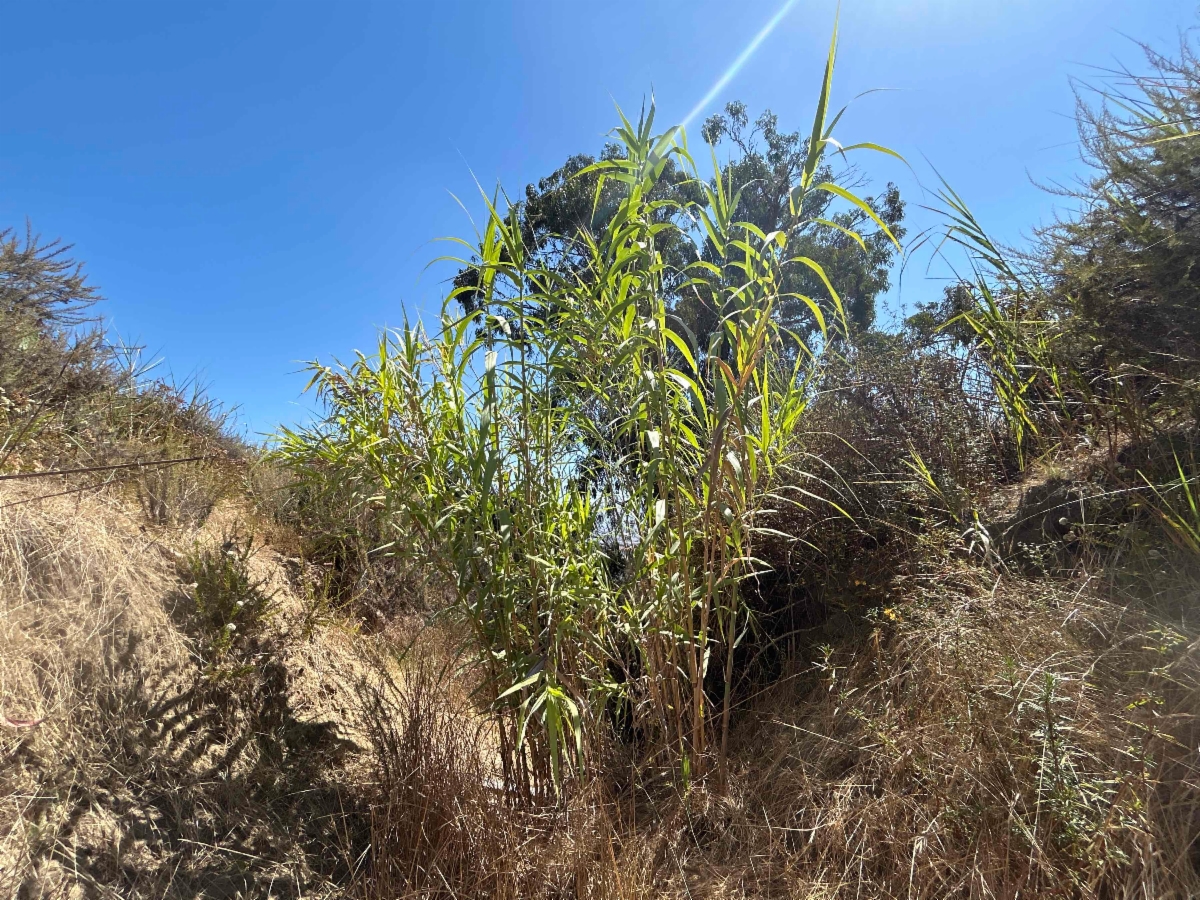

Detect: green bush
278,32,903,793
181,531,277,676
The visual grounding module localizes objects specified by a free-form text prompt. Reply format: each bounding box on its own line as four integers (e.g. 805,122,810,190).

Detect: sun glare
681,0,803,130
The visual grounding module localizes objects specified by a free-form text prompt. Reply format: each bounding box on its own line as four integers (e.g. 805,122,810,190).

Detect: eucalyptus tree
456,103,905,348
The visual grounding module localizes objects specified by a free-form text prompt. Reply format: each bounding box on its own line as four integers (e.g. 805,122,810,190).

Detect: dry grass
2,478,1197,899
343,564,1198,900
353,656,645,900
0,483,366,898
704,569,1200,899
1,482,184,895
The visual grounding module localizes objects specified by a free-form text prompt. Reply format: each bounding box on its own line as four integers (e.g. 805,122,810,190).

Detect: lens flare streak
681,0,803,130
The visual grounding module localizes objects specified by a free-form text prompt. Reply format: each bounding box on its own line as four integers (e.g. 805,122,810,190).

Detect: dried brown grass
352,649,654,900
3,480,1197,900
0,483,361,898
350,566,1199,900
0,482,186,896
712,569,1200,899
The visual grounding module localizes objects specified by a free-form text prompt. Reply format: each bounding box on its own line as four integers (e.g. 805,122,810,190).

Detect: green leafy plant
278,23,896,795
182,530,276,676
935,187,1069,469
1141,452,1200,556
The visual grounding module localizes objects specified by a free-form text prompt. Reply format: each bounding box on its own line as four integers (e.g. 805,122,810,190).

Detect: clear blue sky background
1,0,1194,437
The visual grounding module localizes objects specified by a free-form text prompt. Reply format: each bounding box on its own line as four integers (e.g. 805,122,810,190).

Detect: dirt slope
0,482,378,899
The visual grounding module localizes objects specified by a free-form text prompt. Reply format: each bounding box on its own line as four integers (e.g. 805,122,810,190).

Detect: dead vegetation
0,482,363,899
338,566,1200,900
2,461,1198,898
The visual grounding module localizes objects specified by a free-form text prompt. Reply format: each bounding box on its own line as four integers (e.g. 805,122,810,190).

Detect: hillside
3,439,1197,898
4,35,1200,900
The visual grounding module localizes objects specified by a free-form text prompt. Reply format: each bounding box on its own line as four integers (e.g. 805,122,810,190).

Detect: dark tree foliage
0,226,105,403
699,102,905,337
1037,40,1200,386
452,145,704,322
454,102,905,345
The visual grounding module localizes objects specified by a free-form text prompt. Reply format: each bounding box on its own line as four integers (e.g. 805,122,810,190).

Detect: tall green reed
936,184,1068,468
278,27,896,795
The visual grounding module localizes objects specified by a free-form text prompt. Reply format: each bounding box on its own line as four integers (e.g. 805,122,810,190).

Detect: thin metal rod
0,454,216,482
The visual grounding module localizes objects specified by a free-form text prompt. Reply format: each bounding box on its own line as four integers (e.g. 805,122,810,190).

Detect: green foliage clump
182,531,277,675
456,100,904,349
0,227,103,403
700,100,905,335
278,31,901,794
1038,40,1200,403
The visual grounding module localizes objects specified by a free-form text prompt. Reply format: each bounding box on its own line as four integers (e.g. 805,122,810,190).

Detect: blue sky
1,0,1194,436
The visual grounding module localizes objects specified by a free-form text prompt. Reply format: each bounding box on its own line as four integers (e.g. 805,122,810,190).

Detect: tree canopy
1036,40,1200,388
699,102,904,335
455,101,905,345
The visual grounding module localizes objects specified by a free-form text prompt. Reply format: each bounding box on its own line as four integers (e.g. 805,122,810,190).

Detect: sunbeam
681,0,804,131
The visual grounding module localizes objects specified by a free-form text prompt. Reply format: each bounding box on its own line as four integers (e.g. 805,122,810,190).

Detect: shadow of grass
12,616,365,900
